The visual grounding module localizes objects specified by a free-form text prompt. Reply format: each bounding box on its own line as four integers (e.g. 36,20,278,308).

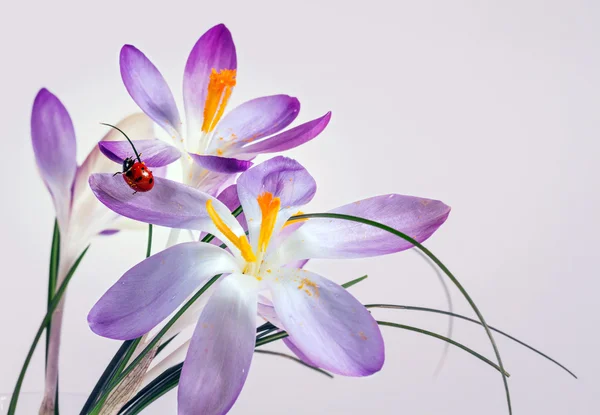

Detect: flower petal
99,139,181,167
237,112,331,156
208,95,300,154
269,268,384,376
183,24,237,150
88,242,238,340
178,274,257,415
31,88,77,231
89,172,248,263
257,296,319,367
69,114,155,247
276,194,451,263
120,45,182,139
236,156,316,247
90,174,235,231
189,153,252,173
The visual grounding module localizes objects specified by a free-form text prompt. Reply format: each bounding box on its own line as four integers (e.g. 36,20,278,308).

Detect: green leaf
8,246,90,415
367,304,577,379
377,320,509,376
118,364,183,415
46,220,61,415
88,274,224,414
79,339,141,414
291,212,512,414
341,274,368,289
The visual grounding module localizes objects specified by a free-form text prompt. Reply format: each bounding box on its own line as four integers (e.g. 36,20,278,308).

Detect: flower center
205,192,281,275
201,69,237,134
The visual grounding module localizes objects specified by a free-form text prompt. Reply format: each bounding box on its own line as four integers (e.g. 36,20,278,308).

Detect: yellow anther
206,199,256,262
202,69,236,133
257,192,281,252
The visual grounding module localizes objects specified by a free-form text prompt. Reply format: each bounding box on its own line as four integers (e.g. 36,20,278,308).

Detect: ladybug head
122,157,135,172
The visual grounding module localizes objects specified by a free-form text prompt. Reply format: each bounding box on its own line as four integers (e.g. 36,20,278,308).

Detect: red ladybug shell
123,162,154,192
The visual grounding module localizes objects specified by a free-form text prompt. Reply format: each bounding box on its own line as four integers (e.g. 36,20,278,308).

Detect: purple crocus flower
88,156,450,415
118,23,331,195
30,88,165,413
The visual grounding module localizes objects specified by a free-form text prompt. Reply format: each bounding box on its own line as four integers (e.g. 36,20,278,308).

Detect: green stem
291,212,512,414
8,246,90,415
146,224,153,257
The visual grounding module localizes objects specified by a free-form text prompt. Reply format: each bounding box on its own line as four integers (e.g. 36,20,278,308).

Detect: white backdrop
0,1,597,414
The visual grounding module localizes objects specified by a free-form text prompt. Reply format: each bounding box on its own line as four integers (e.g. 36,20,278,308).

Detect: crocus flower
119,23,331,195
88,156,450,415
30,88,161,413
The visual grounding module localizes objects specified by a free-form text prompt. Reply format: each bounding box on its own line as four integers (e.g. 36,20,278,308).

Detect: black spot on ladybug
126,170,133,177
141,167,145,170
149,178,153,184
135,176,143,182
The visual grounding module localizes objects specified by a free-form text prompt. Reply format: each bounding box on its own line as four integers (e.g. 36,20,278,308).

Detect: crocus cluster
89,156,449,414
27,22,452,415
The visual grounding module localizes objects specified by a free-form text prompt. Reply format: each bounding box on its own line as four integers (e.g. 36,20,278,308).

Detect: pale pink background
0,1,597,414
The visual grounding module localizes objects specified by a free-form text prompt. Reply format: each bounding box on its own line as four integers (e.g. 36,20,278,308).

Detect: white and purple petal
208,95,300,153
276,194,451,263
178,274,257,415
236,156,316,247
31,89,77,231
99,139,181,167
70,114,154,244
183,24,237,150
120,45,183,139
89,173,248,262
189,153,252,173
88,243,238,340
237,112,331,156
269,268,384,376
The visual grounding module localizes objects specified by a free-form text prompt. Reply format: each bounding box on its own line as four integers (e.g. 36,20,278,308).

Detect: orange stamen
257,192,281,252
206,199,256,262
201,68,237,133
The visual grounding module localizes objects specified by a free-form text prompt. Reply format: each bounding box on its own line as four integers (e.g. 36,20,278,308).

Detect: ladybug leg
113,171,123,177
132,190,138,195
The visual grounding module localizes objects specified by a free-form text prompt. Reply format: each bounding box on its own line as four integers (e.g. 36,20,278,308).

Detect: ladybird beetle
114,156,154,194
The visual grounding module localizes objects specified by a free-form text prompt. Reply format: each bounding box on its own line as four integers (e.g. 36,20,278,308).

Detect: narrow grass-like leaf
377,320,509,375
156,335,176,356
254,349,333,378
88,274,224,415
367,304,577,378
8,246,90,415
119,363,183,415
291,212,512,414
412,249,454,376
46,220,60,366
341,274,368,289
146,224,153,257
255,331,289,347
46,220,61,415
79,340,140,414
